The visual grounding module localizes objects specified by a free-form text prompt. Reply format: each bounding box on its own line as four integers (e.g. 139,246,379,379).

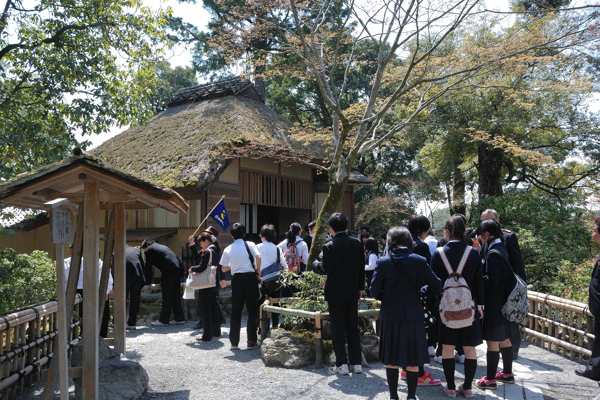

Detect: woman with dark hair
364,238,379,297
370,226,442,400
188,232,223,342
431,215,484,398
257,224,288,328
277,222,309,275
476,219,513,390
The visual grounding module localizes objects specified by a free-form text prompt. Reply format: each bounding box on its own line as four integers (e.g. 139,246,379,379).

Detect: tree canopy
0,0,171,180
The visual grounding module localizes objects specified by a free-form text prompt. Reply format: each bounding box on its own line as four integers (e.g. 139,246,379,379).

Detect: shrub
0,249,57,314
549,258,595,303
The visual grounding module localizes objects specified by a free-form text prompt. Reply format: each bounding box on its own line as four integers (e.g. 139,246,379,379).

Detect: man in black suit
142,239,186,326
576,216,600,381
125,245,146,329
313,213,365,375
304,220,316,250
481,209,527,359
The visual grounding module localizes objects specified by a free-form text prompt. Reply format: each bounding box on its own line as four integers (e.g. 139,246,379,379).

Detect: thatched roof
168,77,262,107
93,87,304,191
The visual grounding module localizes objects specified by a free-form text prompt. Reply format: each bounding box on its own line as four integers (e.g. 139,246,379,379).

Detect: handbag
391,256,436,329
186,249,216,290
261,247,283,295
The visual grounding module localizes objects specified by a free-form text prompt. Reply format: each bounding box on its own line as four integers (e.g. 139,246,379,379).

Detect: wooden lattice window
240,170,312,209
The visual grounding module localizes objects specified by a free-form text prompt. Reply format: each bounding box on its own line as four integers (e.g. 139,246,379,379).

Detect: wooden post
113,203,126,354
260,300,269,343
54,244,69,400
82,179,99,399
315,311,323,369
98,210,115,328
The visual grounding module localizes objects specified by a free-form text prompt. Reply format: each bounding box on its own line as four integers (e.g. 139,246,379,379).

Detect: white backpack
438,246,475,329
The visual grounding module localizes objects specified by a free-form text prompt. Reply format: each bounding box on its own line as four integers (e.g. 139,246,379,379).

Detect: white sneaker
428,346,436,357
454,353,465,364
433,355,443,364
330,364,349,375
352,365,363,374
151,321,169,327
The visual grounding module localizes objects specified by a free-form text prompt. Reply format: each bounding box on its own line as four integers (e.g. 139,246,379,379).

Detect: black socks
386,368,399,400
500,346,513,374
463,358,477,390
418,365,425,376
442,358,456,390
487,350,500,380
406,370,419,399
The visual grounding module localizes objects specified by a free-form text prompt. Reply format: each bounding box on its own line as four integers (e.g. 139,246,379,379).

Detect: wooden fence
523,290,595,362
0,296,82,399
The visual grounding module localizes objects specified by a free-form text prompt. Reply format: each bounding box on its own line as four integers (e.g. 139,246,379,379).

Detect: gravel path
21,319,600,400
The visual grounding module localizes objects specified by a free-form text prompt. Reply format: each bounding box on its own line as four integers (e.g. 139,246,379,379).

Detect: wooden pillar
315,311,323,369
82,179,99,400
54,243,69,400
113,202,127,354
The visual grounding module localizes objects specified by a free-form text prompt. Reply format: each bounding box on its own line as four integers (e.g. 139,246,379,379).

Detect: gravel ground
22,318,600,400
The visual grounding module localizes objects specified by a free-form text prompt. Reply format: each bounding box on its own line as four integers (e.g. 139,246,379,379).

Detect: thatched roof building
93,77,307,192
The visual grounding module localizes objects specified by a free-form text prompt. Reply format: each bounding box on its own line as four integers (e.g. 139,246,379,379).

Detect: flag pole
192,195,226,237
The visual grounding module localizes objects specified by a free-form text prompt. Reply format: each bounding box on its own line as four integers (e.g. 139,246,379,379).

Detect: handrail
0,296,82,398
525,290,594,363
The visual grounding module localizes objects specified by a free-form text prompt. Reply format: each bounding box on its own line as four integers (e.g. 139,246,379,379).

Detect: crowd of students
361,209,527,400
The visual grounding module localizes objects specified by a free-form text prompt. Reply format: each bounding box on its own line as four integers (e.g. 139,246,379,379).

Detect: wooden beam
0,166,84,204
100,202,153,210
82,179,99,400
113,202,126,354
41,367,82,380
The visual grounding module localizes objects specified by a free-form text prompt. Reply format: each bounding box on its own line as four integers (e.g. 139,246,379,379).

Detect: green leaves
0,249,57,314
0,0,173,180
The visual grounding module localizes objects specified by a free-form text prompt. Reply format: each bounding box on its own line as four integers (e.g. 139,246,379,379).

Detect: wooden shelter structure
0,149,188,399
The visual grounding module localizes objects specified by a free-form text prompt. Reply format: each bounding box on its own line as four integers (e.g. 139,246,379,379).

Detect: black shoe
513,353,519,360
194,322,203,329
575,369,600,381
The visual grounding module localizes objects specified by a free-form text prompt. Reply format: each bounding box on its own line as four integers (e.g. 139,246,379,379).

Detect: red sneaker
418,371,442,386
400,368,406,380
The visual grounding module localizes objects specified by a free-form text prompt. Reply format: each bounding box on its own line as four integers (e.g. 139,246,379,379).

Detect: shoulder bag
261,247,283,295
186,249,217,290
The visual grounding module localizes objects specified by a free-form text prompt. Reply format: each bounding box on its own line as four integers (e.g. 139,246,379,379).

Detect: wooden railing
523,290,594,363
0,296,82,399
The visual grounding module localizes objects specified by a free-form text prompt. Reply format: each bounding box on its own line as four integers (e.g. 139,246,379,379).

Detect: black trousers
77,289,110,338
328,299,362,366
585,315,600,378
199,287,221,340
510,320,522,355
159,269,185,324
126,276,143,327
230,272,260,346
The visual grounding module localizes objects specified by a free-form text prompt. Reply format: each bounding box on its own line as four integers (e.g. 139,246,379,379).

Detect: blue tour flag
209,199,231,231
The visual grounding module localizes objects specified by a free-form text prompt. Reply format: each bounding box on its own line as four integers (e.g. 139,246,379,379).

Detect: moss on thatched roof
92,95,303,191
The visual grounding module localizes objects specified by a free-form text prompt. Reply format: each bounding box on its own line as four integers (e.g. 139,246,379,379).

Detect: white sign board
49,208,73,244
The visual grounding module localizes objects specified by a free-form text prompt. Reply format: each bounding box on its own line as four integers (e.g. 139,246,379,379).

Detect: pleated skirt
379,319,429,368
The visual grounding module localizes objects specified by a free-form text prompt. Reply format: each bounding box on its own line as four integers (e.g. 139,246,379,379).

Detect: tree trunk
307,169,349,266
451,164,466,215
478,143,504,204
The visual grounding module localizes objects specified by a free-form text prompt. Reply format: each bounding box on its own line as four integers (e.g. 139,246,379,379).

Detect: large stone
71,337,149,400
361,334,380,363
261,329,315,368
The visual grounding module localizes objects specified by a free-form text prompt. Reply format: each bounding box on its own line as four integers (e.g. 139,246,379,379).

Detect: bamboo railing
523,290,594,363
0,296,82,399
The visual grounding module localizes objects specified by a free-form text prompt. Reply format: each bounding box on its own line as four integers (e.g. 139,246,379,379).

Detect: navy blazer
412,235,432,265
144,243,183,273
319,232,365,302
370,247,442,321
125,245,146,284
503,229,527,281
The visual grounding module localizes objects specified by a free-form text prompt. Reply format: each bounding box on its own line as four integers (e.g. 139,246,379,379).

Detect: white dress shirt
365,253,378,271
220,239,260,275
257,241,288,272
64,257,113,294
